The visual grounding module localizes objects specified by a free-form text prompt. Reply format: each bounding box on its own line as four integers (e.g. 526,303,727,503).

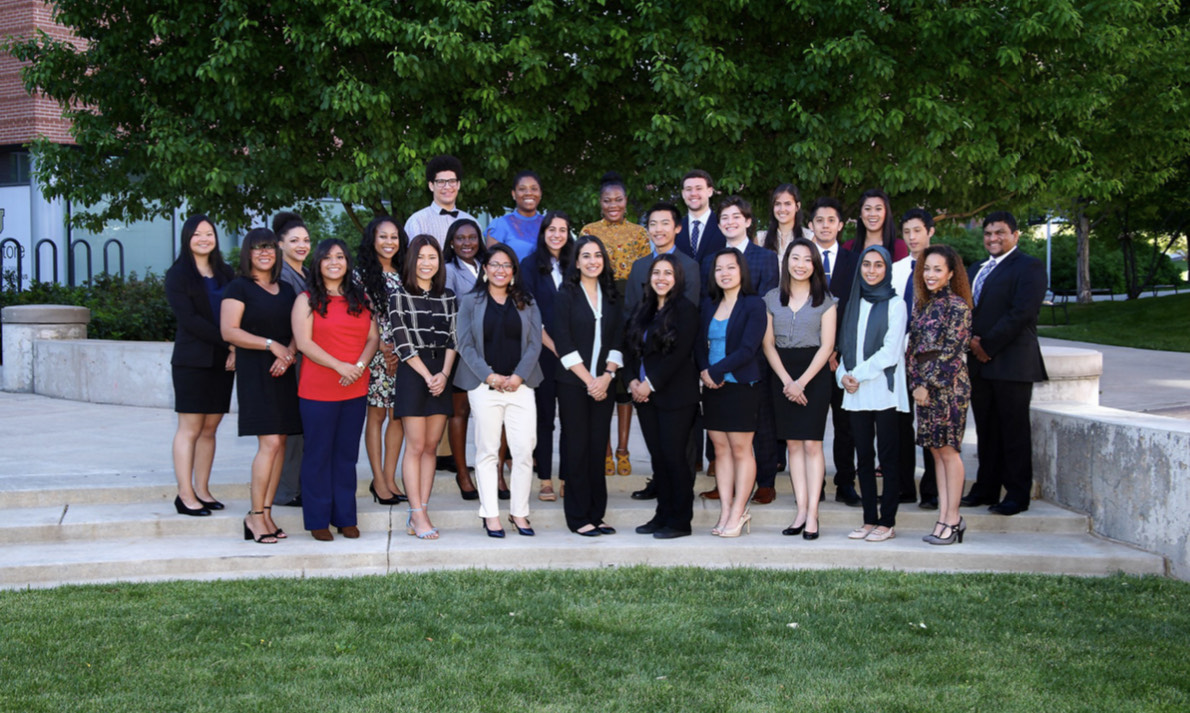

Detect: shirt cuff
559,351,583,370
644,376,656,391
607,349,624,368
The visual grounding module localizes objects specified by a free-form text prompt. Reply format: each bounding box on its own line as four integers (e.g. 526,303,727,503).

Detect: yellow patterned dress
580,219,650,282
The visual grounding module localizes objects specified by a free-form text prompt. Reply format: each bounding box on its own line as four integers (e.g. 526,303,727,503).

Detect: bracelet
355,361,365,369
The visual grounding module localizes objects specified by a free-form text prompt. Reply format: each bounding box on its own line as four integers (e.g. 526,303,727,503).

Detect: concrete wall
33,338,175,409
1033,403,1189,579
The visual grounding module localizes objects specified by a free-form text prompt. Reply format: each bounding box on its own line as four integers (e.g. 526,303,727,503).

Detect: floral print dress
907,287,972,450
358,270,402,409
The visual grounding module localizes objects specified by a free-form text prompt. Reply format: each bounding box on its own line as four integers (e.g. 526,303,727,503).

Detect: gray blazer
453,291,545,390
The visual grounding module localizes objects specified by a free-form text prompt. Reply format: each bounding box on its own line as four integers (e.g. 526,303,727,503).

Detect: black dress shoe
802,529,819,540
574,527,601,537
989,500,1028,516
835,486,861,506
508,517,535,536
631,479,657,500
197,498,225,511
898,493,918,504
482,521,506,538
437,456,456,473
781,522,805,536
635,521,662,535
960,493,998,507
653,527,691,539
278,495,302,507
919,498,939,510
497,488,511,500
596,524,616,535
174,496,210,517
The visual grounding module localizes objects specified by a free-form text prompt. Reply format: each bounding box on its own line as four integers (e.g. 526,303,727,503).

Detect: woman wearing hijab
836,245,909,542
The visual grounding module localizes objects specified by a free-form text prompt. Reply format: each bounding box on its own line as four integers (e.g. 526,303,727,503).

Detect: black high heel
243,511,277,543
456,470,479,501
262,506,287,539
175,496,211,517
369,482,405,505
782,521,805,536
508,516,535,537
196,497,224,511
482,518,506,538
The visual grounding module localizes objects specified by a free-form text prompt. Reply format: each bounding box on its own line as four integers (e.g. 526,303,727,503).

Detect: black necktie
690,220,702,253
439,209,459,218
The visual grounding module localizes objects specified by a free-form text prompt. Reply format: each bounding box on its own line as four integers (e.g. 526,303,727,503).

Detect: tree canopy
12,0,1190,234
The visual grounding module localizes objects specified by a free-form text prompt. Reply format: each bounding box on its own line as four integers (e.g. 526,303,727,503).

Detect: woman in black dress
554,235,623,536
387,235,458,540
221,228,302,544
164,214,235,516
762,238,836,540
623,254,700,538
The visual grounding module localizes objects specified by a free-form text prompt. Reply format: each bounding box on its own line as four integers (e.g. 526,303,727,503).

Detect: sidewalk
1039,337,1190,419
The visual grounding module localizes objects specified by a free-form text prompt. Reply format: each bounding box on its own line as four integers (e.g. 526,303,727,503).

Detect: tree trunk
1075,205,1093,304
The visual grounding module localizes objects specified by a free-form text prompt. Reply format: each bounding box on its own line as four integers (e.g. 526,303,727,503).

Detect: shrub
0,271,175,343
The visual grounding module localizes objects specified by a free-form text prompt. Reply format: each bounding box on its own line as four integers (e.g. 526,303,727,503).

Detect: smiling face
681,177,711,214
786,244,815,283
576,241,605,280
373,221,401,268
902,218,933,258
320,244,348,285
811,207,842,248
451,223,481,263
600,186,627,224
279,226,311,266
429,170,460,208
713,253,742,291
415,244,440,287
861,197,887,237
646,210,680,253
485,251,514,290
189,221,217,258
719,205,751,243
250,242,277,277
512,176,541,216
650,260,676,300
861,252,887,287
544,217,569,257
922,253,953,293
983,221,1019,257
773,191,799,227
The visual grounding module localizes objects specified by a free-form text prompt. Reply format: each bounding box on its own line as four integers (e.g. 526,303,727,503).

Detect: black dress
222,277,302,436
164,262,235,414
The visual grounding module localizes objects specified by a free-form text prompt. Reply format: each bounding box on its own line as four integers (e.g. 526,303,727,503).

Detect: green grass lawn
2,568,1187,712
1040,293,1190,352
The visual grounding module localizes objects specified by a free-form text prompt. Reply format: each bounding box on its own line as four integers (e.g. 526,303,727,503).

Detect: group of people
165,156,1049,546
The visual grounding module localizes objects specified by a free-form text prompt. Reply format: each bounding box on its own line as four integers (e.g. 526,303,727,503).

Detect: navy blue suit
520,250,567,481
818,243,860,490
679,212,727,265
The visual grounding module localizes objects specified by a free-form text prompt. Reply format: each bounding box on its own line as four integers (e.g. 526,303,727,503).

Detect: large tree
12,0,1189,236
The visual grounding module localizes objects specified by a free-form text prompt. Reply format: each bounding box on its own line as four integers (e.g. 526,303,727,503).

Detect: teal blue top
707,318,736,383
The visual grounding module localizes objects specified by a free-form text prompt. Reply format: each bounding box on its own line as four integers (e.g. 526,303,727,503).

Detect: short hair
512,170,541,188
707,247,755,301
809,196,844,222
426,155,463,182
681,169,714,190
901,208,935,231
717,195,755,240
403,234,447,296
983,210,1018,232
442,218,487,266
239,228,281,282
271,210,305,238
599,170,627,196
645,201,682,225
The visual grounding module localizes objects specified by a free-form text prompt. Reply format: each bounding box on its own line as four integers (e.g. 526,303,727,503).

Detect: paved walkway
1040,337,1190,419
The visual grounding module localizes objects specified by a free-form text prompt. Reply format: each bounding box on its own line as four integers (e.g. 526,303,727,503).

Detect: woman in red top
292,239,380,541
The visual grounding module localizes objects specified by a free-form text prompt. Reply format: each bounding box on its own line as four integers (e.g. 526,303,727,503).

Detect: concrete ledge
1033,402,1188,578
1,305,90,393
1,304,90,324
33,339,174,409
1036,346,1103,405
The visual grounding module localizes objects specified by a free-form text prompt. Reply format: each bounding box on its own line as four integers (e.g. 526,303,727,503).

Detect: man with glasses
404,155,477,249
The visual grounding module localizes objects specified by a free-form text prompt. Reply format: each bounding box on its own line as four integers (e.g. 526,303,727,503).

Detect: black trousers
557,382,613,531
829,377,857,489
753,365,782,488
898,403,937,501
532,351,567,481
969,371,1034,506
850,408,900,527
637,401,698,530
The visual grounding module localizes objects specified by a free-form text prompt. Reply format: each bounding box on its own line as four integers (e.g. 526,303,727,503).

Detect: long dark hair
780,238,828,307
239,228,281,282
764,184,806,253
306,239,369,317
533,211,573,275
850,188,897,255
403,234,447,296
626,254,686,358
707,247,754,301
914,245,973,309
356,215,407,312
565,235,618,303
472,243,534,310
173,214,233,288
443,218,487,266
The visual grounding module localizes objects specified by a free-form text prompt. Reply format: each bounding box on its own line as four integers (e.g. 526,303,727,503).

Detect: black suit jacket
623,250,702,317
621,297,700,410
818,244,858,344
520,250,562,336
165,261,231,368
678,212,727,264
552,281,625,387
967,249,1048,382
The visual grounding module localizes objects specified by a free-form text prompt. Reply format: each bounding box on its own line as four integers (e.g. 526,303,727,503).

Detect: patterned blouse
580,218,650,281
386,286,457,361
907,287,972,391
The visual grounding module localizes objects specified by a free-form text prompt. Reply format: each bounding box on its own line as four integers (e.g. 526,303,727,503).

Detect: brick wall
0,0,79,146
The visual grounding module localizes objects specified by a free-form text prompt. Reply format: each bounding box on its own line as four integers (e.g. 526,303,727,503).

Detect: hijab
838,245,897,392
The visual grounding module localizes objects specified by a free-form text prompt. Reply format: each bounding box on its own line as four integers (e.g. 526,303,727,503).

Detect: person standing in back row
677,169,726,264
404,155,478,251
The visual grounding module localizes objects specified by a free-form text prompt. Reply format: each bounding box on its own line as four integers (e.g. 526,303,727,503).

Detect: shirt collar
651,244,677,258
687,208,712,225
986,246,1017,263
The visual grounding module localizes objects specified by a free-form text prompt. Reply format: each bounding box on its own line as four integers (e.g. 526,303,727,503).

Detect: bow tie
439,209,459,218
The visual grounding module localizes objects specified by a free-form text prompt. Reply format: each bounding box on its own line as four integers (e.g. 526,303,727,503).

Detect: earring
510,276,515,286
482,272,488,282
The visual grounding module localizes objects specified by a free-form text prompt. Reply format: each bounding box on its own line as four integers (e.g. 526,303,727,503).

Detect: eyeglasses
250,245,277,253
432,179,460,188
487,262,513,272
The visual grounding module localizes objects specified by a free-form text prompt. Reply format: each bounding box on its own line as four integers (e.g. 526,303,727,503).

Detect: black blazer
967,249,1048,382
623,250,702,317
552,281,625,388
820,244,858,344
521,250,562,338
621,297,700,410
678,212,727,264
695,294,767,384
165,261,231,368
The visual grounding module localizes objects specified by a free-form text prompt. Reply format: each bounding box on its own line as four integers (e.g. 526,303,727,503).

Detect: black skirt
701,381,759,433
172,365,234,414
771,347,832,441
392,349,454,418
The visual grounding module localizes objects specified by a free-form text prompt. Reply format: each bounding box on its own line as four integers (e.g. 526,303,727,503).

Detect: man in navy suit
807,197,861,505
678,169,727,264
962,211,1048,515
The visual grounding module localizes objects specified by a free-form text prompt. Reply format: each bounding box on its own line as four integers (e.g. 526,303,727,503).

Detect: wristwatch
356,361,365,369
265,338,273,350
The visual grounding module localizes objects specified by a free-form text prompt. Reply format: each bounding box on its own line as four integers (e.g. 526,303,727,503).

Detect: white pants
468,384,537,519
